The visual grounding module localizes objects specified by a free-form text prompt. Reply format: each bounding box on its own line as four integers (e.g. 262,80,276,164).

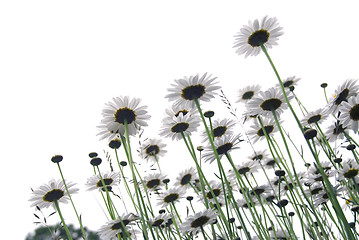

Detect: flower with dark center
97,96,150,140
277,76,300,89
329,79,359,114
29,179,78,209
339,95,359,132
86,172,120,192
180,209,218,235
237,85,261,103
157,187,185,207
202,134,242,163
233,16,283,58
175,167,197,188
248,118,278,143
142,173,167,192
201,118,236,142
325,122,346,142
301,108,328,126
140,138,167,163
98,213,139,239
166,73,220,108
149,213,172,228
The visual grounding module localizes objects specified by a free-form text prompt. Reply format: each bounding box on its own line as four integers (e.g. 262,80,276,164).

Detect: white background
1,1,359,239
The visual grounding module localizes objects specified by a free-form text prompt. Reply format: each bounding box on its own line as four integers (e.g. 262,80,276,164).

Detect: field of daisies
29,16,359,240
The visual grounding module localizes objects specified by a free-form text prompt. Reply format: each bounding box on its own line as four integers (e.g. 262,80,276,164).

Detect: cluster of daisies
29,15,359,240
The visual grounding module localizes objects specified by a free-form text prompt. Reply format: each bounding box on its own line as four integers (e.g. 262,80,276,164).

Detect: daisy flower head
329,79,359,114
338,159,359,182
237,85,261,103
228,160,261,180
140,138,167,162
165,73,221,108
98,96,150,139
233,16,283,58
157,187,186,208
142,172,167,192
175,167,198,188
300,108,329,127
202,134,242,163
149,213,172,228
86,172,120,192
160,109,201,141
163,102,198,121
199,181,224,203
277,76,301,89
201,118,237,142
325,121,346,142
98,213,139,240
29,179,78,209
246,87,292,118
181,208,218,235
247,117,278,143
338,95,359,132
249,149,269,161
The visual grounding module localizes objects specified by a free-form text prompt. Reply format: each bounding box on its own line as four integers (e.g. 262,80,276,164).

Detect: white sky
1,1,359,239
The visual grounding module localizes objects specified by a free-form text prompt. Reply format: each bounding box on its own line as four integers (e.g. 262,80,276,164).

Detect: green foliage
26,224,99,240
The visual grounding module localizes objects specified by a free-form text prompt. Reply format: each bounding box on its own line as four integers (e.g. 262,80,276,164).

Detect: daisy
174,167,198,188
277,76,301,89
235,198,259,209
249,185,271,199
246,87,292,118
228,160,260,180
249,149,269,161
157,187,186,208
142,172,167,192
325,121,346,142
180,209,218,235
338,159,359,182
202,134,242,163
300,108,329,127
269,229,292,240
165,73,221,107
237,85,261,103
160,110,201,141
98,213,139,240
201,118,237,142
329,79,359,114
338,95,359,132
98,96,150,139
29,179,78,209
247,117,278,143
233,16,283,58
85,172,120,192
199,181,224,203
163,102,198,121
140,138,167,162
149,213,173,228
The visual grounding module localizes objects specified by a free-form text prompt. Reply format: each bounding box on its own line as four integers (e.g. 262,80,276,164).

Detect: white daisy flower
277,76,301,89
174,167,198,189
163,102,198,121
98,213,139,240
157,187,186,208
247,117,278,143
338,95,359,132
246,87,292,118
149,213,173,228
202,134,242,163
85,172,120,192
199,181,224,204
237,85,261,103
249,149,269,161
233,16,283,58
165,73,221,108
228,160,261,180
338,159,359,182
300,108,329,127
29,179,78,209
160,110,200,141
329,79,359,114
325,121,346,142
142,172,167,192
235,198,259,209
201,118,237,142
180,209,218,235
140,138,167,162
98,96,150,139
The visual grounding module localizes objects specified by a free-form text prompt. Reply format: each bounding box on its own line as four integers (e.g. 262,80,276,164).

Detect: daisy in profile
277,76,301,89
199,181,224,203
325,121,346,142
149,213,172,228
202,134,242,163
85,172,120,192
237,85,261,103
249,149,269,161
174,167,198,188
98,213,139,239
235,198,259,209
246,87,292,118
201,118,237,142
140,138,167,162
142,172,167,192
180,208,218,235
338,159,359,182
338,95,359,132
29,179,78,209
233,16,283,58
157,187,186,208
98,96,150,139
163,102,198,121
228,160,261,180
329,79,359,114
165,73,221,107
160,109,200,141
300,108,329,127
247,117,278,143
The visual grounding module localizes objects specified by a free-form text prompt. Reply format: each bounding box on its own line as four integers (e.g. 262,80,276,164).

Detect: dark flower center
248,29,270,47
171,122,189,133
180,174,192,185
111,219,130,230
311,187,323,195
115,107,136,124
333,124,345,135
213,126,227,138
307,114,322,124
146,145,160,156
349,104,359,121
344,168,359,179
175,110,189,117
43,189,64,202
96,178,114,187
190,216,210,228
242,91,254,100
238,167,250,174
152,219,164,227
260,98,282,111
206,189,221,199
251,188,265,196
252,154,263,161
334,88,349,105
257,125,274,136
147,179,160,189
164,193,179,203
283,80,294,88
216,143,233,155
181,84,206,100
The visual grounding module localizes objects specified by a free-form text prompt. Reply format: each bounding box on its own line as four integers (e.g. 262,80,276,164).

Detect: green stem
54,200,73,240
